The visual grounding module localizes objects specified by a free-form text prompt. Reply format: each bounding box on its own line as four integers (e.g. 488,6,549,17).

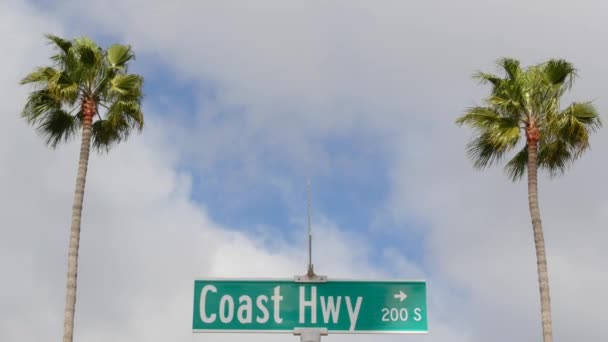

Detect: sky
1,0,607,341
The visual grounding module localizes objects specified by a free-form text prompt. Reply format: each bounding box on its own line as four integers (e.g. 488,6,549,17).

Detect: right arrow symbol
394,290,407,302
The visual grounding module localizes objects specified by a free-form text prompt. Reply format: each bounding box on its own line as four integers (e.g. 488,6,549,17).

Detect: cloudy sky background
1,0,607,341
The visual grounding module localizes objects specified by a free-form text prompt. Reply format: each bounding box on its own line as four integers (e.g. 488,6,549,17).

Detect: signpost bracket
293,328,328,342
294,274,327,283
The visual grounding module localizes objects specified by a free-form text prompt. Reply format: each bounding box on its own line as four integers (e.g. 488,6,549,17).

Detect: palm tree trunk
527,139,553,342
62,100,95,342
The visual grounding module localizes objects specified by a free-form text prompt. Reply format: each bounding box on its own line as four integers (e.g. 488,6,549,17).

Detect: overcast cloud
1,1,607,342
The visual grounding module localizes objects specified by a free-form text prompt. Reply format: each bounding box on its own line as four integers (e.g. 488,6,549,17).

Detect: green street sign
192,279,427,333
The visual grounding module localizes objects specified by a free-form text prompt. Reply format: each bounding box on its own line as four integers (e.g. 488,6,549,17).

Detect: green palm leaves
19,34,145,342
20,34,144,150
457,58,602,342
456,58,601,180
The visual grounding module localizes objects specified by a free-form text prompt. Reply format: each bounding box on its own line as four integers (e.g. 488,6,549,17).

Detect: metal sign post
293,328,328,342
293,180,328,342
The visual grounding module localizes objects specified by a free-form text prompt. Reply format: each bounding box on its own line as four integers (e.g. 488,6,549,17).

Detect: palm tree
20,35,144,342
456,58,601,342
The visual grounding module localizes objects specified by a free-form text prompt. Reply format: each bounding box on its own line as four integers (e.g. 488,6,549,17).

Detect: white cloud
3,1,608,342
1,3,461,342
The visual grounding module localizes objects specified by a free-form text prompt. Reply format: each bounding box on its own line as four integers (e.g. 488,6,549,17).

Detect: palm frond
106,44,135,69
36,109,80,148
59,80,80,104
542,59,576,89
559,102,602,131
538,139,571,177
107,100,144,130
61,46,86,84
456,107,518,130
109,74,143,99
77,44,100,67
533,102,600,176
486,95,524,116
44,34,72,54
548,102,600,159
473,72,502,87
465,130,519,169
50,70,80,103
20,67,60,86
457,105,521,169
91,117,130,151
21,90,61,124
505,145,528,181
498,58,521,81
92,99,144,151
